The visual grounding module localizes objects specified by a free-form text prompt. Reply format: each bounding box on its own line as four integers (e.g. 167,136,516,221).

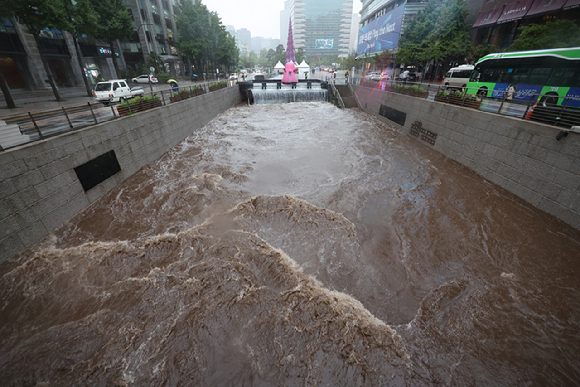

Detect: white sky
204,0,363,40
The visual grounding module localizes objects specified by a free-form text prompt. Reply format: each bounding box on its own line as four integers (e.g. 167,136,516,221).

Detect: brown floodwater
1,102,580,386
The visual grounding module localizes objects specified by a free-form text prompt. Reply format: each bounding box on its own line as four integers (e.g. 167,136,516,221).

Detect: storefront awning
526,0,566,16
497,0,534,23
472,6,504,28
563,0,580,9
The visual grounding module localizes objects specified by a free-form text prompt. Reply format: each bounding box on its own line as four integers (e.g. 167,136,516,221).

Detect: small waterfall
252,83,328,104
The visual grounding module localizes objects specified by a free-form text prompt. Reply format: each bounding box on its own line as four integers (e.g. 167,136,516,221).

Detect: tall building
237,28,252,51
288,0,353,59
124,0,181,75
349,12,360,53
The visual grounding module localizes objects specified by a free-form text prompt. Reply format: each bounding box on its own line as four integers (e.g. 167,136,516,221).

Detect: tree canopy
507,20,580,52
396,0,494,77
176,0,238,73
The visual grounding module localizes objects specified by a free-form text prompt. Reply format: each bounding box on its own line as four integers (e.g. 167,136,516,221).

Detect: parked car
132,74,158,84
368,72,382,81
94,79,133,105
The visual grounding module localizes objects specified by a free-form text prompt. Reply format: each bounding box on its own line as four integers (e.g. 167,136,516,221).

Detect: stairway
335,85,359,108
0,120,30,149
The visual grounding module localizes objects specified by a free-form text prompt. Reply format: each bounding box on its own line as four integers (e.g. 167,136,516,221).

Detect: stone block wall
356,86,580,231
0,87,242,263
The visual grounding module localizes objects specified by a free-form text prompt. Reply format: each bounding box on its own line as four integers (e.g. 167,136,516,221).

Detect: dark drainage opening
74,150,121,192
379,104,406,126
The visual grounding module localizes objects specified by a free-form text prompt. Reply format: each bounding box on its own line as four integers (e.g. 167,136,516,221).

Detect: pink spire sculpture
285,17,295,63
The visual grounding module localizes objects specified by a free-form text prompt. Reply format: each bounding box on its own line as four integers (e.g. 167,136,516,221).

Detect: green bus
466,47,580,107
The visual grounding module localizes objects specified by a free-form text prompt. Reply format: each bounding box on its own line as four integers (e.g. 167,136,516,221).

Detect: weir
239,79,329,105
252,83,328,104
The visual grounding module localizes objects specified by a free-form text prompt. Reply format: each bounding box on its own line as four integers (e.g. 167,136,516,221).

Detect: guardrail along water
1,103,579,385
0,82,230,151
362,79,580,129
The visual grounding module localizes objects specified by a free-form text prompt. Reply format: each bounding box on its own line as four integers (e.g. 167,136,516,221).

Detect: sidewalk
0,78,219,120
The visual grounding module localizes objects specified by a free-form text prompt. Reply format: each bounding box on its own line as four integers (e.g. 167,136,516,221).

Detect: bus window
480,68,496,82
528,68,551,85
549,68,580,87
511,67,529,84
470,70,481,82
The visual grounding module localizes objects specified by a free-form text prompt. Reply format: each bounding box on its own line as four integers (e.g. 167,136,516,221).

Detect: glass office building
288,0,353,59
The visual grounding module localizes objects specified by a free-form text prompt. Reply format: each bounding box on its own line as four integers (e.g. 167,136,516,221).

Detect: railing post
554,98,570,126
161,90,166,105
88,102,98,125
460,88,468,107
110,103,117,118
498,91,507,114
28,112,44,139
127,98,132,114
62,107,73,129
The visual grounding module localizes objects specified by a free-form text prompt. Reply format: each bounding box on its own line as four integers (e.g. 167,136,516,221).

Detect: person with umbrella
168,78,179,93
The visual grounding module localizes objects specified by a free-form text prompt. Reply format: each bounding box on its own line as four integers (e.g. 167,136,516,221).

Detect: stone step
0,120,30,149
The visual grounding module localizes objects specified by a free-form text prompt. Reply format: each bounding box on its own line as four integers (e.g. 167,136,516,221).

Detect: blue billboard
357,4,405,56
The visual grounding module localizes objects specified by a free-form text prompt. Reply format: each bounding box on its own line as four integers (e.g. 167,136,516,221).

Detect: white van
443,65,474,90
94,79,132,105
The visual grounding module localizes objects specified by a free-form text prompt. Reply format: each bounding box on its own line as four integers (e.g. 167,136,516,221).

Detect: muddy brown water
1,102,580,386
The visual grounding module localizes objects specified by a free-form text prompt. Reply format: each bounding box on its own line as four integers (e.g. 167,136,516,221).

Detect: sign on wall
357,4,405,56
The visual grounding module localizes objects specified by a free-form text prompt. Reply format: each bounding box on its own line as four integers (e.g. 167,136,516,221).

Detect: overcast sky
204,0,363,40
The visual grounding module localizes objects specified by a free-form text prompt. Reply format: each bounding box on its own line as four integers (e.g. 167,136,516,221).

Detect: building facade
124,0,181,75
285,0,353,59
0,0,183,94
469,0,580,49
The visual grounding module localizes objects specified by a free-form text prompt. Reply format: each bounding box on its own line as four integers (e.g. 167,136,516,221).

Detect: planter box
435,94,481,109
117,100,162,116
394,88,428,98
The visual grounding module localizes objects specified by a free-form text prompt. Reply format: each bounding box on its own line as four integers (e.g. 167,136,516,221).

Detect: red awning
472,6,504,28
526,0,566,16
563,0,580,8
497,0,535,23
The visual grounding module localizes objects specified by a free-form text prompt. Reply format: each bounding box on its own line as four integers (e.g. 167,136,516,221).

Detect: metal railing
329,79,345,110
0,82,232,151
348,81,362,110
361,79,580,129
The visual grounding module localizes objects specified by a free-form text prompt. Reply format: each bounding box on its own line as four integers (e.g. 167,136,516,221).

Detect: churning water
2,102,580,386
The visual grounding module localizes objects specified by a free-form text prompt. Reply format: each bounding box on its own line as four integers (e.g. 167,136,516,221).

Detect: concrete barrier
355,85,580,231
0,87,242,263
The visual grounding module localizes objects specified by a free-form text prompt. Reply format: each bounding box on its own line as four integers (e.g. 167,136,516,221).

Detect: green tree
176,0,237,75
507,20,580,51
176,0,209,74
258,48,269,67
295,47,305,63
397,0,492,79
91,0,134,79
274,44,286,64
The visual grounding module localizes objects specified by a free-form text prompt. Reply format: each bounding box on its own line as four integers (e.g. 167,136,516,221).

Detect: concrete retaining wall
0,87,242,263
356,86,580,230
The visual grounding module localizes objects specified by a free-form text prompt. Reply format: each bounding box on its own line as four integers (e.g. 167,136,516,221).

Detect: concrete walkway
0,79,224,120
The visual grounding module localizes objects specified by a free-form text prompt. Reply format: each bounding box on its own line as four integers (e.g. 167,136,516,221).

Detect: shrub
118,94,161,108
